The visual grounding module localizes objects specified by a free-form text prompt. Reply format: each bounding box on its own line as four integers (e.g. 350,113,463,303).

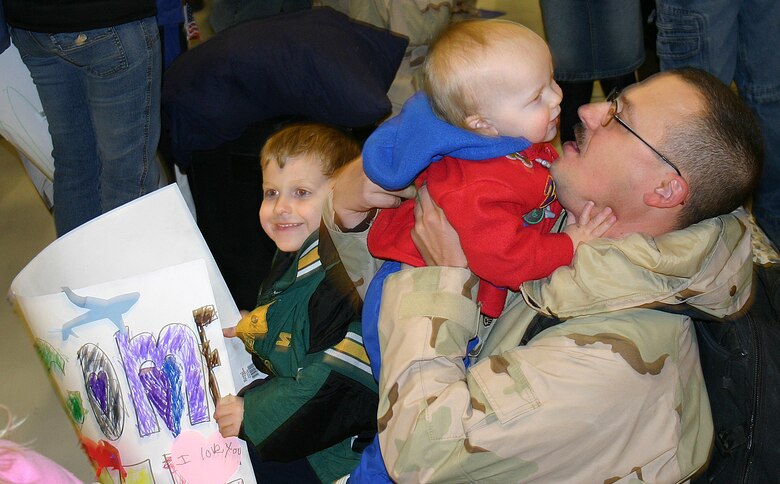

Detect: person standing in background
654,0,780,249
2,0,162,236
0,3,9,54
540,0,644,142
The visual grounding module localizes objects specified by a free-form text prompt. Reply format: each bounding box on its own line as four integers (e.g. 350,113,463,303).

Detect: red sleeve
427,153,573,290
367,198,426,267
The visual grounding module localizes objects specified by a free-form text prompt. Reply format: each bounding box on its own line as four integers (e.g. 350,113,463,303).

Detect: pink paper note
169,430,242,484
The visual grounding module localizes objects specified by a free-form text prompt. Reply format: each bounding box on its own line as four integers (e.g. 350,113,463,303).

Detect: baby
362,19,615,372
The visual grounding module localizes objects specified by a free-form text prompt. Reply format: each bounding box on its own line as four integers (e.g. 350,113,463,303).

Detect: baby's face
259,154,332,252
475,42,562,143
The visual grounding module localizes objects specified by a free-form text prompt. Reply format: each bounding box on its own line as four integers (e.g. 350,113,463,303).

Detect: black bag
522,265,780,483
686,265,780,483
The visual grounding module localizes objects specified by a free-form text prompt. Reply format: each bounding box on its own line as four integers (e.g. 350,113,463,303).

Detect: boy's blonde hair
260,123,360,177
423,19,547,128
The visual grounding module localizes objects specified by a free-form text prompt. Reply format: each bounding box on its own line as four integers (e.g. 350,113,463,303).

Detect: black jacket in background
2,0,156,33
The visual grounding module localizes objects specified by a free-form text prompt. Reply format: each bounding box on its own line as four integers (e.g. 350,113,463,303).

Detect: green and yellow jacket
235,226,377,482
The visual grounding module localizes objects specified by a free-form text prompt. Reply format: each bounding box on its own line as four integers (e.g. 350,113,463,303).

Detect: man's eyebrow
619,94,635,120
620,93,634,109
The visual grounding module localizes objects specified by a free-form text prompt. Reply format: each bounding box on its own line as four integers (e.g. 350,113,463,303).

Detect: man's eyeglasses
602,88,683,178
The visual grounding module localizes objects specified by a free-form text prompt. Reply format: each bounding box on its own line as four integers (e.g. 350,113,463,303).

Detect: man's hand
214,394,244,438
563,201,616,249
333,156,416,230
411,185,468,267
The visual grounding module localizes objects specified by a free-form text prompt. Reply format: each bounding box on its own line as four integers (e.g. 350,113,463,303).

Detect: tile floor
0,0,597,480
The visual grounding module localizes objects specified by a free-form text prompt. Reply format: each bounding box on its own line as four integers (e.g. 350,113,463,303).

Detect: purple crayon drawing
78,343,125,440
139,357,185,436
116,323,209,437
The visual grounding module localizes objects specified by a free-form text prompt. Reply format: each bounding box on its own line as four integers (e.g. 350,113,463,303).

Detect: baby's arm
563,201,616,249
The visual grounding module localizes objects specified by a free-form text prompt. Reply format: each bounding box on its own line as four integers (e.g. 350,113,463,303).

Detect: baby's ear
464,114,498,136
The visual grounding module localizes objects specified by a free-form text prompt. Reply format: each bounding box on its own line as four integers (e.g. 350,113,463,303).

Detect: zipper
740,313,760,483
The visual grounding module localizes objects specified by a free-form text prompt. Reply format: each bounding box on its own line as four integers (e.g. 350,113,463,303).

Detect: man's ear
464,114,498,136
643,176,689,208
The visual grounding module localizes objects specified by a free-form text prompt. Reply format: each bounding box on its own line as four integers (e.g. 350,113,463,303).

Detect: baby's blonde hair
423,19,548,128
260,123,360,177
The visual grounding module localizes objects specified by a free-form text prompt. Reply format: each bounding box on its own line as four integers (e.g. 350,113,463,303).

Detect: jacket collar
522,208,753,319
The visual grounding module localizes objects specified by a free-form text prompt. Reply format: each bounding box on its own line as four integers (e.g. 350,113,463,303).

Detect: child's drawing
61,288,138,340
15,260,254,483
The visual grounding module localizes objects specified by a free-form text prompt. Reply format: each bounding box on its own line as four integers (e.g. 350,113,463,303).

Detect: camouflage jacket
325,196,754,483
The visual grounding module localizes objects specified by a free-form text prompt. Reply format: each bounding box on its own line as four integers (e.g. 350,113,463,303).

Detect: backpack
522,264,780,483
684,265,780,483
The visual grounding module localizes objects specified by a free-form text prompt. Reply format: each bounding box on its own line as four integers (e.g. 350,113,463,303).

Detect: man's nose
578,101,608,130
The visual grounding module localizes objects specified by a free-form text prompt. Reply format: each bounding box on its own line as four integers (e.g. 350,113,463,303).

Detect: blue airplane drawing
59,287,140,341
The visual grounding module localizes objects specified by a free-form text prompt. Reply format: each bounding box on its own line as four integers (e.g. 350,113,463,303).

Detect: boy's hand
563,201,616,249
333,156,415,230
215,394,244,438
223,310,249,338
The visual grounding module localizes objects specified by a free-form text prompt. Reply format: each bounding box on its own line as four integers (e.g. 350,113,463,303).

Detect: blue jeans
655,0,780,246
540,0,645,81
11,16,162,236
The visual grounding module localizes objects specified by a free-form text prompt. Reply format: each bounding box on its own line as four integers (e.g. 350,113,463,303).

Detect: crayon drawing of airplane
59,287,140,341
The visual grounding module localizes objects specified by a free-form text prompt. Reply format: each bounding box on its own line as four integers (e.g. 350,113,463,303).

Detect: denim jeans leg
540,0,645,81
10,17,161,236
735,0,780,246
87,17,162,216
655,0,739,82
11,27,102,235
656,0,780,246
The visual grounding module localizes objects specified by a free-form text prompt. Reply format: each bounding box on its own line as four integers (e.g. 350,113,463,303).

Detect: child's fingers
223,326,237,338
589,206,614,226
589,208,616,236
577,201,595,225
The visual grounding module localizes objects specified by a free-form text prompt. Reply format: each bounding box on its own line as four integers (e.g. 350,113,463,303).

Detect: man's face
260,154,332,252
551,73,699,230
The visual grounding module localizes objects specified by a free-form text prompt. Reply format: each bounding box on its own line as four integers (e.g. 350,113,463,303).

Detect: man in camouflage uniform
326,68,763,482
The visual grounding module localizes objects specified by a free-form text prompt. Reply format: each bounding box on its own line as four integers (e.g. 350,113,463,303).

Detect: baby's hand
563,201,616,248
215,394,244,438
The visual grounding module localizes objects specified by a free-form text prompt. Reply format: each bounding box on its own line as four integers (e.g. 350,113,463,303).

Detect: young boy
215,123,377,483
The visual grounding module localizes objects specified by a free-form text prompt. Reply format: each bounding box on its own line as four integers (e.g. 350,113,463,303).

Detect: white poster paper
9,185,259,483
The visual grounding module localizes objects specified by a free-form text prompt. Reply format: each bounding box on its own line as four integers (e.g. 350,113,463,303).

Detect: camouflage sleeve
323,193,383,300
377,266,711,482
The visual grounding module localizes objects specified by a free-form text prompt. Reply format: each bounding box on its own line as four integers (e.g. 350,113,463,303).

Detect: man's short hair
662,68,764,228
260,123,360,177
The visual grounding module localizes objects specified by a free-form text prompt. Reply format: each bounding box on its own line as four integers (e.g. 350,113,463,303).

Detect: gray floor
0,1,546,480
0,138,95,478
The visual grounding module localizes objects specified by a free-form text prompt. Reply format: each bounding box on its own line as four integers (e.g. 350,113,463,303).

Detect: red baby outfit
367,143,573,318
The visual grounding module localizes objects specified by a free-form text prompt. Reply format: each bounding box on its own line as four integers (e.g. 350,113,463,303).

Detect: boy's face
260,154,332,252
471,42,562,143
